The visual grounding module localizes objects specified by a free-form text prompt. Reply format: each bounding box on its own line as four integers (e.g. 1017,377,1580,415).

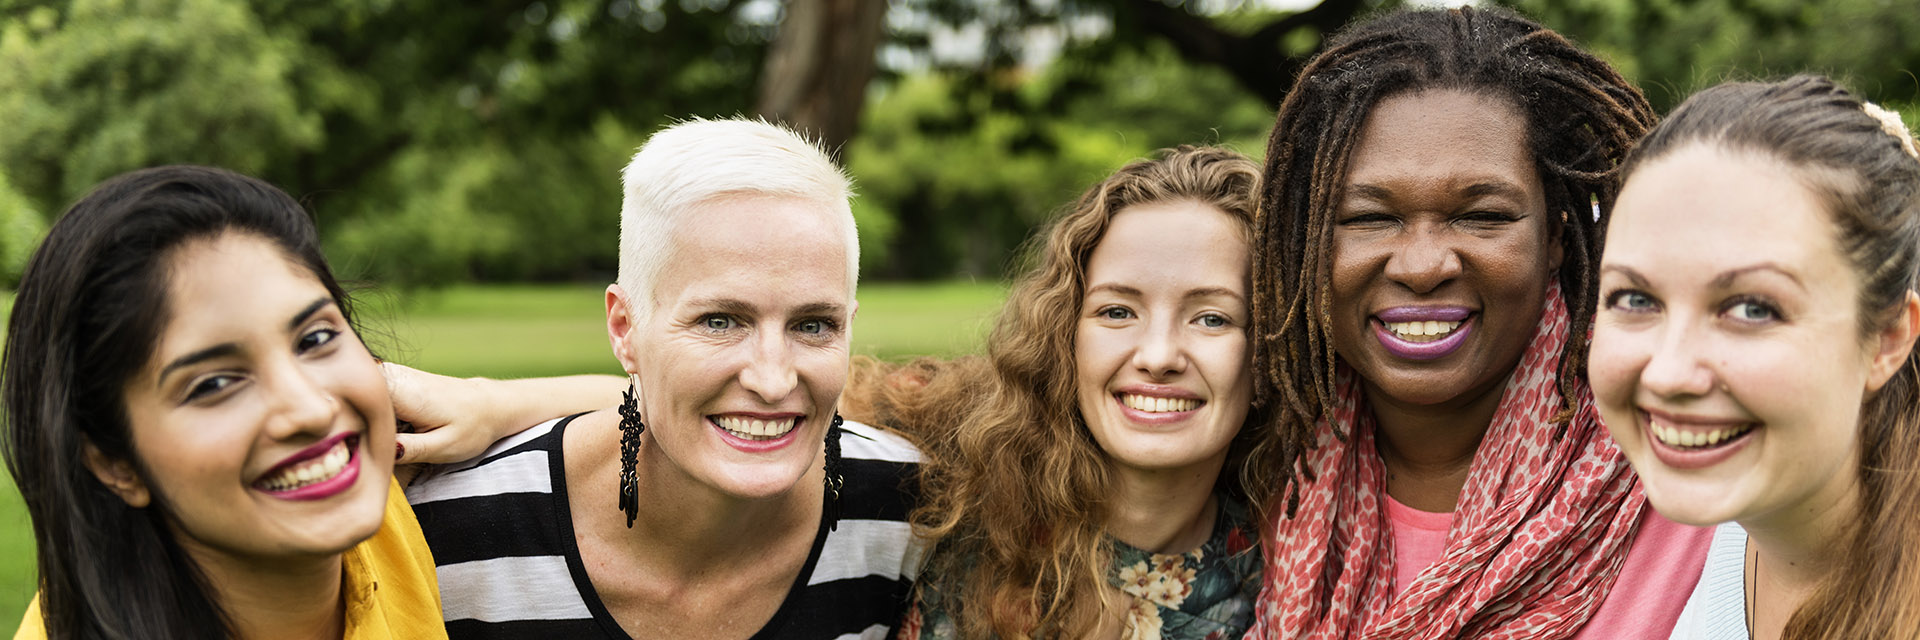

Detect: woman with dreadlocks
1248,6,1713,638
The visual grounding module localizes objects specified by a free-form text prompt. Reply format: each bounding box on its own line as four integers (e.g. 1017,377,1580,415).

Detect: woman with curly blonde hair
854,145,1277,639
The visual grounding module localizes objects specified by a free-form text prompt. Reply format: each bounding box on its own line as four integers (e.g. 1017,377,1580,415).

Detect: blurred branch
1120,0,1369,106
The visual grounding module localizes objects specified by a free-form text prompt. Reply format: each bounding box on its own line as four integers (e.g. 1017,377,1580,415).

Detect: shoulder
343,480,448,638
1665,525,1751,639
837,419,922,464
403,414,576,568
405,415,569,506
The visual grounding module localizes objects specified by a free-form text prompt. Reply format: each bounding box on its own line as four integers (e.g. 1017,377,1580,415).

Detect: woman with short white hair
403,118,923,640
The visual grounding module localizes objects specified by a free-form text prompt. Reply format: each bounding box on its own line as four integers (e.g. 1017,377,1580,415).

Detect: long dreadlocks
1246,6,1657,516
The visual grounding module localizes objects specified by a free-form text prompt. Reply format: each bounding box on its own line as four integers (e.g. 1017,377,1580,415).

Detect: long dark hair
1,165,357,639
1617,74,1920,640
1249,6,1657,514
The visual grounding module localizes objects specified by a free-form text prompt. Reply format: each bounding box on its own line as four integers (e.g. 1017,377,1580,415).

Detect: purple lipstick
1371,306,1474,361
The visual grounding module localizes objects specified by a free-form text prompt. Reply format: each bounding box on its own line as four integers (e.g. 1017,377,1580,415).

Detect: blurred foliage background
2,0,1920,629
0,0,1916,288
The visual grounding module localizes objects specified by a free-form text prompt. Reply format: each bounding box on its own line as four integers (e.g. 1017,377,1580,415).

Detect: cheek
131,410,253,494
800,350,851,400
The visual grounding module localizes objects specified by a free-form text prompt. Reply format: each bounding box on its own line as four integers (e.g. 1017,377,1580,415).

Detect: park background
1,0,1917,630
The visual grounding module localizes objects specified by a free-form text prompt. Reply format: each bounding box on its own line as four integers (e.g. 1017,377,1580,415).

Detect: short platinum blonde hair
617,117,858,318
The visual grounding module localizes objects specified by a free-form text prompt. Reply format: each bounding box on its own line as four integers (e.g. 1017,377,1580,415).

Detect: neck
1744,466,1861,637
182,543,345,640
1105,456,1226,555
576,412,821,578
1366,373,1509,512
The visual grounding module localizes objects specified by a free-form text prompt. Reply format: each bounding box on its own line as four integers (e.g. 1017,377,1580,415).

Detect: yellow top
13,479,444,639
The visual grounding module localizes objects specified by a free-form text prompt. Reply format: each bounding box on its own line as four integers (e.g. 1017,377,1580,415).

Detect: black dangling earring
823,413,845,531
617,378,645,528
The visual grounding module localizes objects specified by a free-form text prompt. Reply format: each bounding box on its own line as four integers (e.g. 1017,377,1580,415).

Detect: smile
1119,393,1201,413
1650,419,1754,449
1642,409,1759,470
1370,307,1475,361
1383,320,1463,343
714,415,799,441
254,434,361,499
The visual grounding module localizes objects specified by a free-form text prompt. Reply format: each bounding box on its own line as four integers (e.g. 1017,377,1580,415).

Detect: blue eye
1198,313,1230,329
1606,290,1658,312
1728,299,1780,323
702,315,736,331
795,319,836,335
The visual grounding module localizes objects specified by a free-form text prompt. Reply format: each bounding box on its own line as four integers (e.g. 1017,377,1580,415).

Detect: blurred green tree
2,0,1915,286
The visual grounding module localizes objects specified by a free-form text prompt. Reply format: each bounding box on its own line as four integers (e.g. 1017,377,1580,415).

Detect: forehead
148,235,327,356
1345,88,1537,191
1608,144,1838,272
1087,201,1249,292
656,194,852,306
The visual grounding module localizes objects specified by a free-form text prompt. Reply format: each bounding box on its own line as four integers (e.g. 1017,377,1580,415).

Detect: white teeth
1650,418,1753,450
258,439,352,492
1385,320,1462,342
716,415,799,441
1120,393,1199,413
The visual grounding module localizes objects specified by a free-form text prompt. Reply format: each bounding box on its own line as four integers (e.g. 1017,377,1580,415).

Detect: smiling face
612,194,854,500
114,232,394,564
1075,200,1252,477
1330,88,1560,411
1592,144,1880,528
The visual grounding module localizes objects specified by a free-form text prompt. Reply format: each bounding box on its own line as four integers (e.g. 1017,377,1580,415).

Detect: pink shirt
1386,495,1712,639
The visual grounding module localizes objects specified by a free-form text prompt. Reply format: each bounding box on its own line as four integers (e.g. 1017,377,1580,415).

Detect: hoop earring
618,378,645,528
824,413,845,531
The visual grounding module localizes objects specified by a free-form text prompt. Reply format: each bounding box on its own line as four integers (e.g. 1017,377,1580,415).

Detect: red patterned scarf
1249,284,1646,639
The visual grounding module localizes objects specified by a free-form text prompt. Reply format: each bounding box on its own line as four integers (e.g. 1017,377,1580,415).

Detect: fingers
394,425,492,465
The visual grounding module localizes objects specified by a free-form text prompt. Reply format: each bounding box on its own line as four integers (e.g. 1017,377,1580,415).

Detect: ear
607,284,643,376
1866,290,1920,393
83,442,150,508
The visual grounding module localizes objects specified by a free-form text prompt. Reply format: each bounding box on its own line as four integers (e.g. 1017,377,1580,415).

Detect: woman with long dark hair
4,166,443,638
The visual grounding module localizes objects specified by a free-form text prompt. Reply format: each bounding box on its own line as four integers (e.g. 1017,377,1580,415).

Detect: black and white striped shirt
406,414,924,639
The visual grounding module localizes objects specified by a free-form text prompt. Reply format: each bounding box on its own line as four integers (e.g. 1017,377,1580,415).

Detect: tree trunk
754,0,888,160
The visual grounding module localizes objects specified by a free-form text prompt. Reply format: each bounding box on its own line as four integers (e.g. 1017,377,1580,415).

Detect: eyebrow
687,297,848,317
1343,181,1527,202
1085,283,1143,298
1185,287,1246,303
1602,263,1806,291
157,297,334,388
1710,263,1805,291
1087,284,1245,303
1599,265,1651,288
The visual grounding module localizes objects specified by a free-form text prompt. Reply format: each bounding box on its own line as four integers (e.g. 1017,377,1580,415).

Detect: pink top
1386,494,1713,639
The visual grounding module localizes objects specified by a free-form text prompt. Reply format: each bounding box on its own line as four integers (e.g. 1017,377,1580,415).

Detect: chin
1638,476,1746,528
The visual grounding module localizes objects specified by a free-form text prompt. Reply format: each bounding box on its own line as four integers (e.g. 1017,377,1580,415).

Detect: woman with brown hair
1248,6,1712,637
865,145,1273,639
1591,75,1920,639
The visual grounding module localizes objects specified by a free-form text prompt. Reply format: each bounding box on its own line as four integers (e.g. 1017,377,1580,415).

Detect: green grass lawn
0,280,1003,632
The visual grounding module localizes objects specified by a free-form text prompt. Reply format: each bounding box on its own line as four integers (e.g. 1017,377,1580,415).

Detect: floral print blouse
898,496,1262,640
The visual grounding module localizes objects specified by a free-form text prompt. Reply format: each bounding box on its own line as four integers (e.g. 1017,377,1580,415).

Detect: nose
1382,223,1463,294
1639,320,1716,399
1131,318,1189,379
738,329,799,404
264,361,341,440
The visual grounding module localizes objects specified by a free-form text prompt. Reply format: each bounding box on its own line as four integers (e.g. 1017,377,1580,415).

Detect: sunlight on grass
359,281,1006,379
